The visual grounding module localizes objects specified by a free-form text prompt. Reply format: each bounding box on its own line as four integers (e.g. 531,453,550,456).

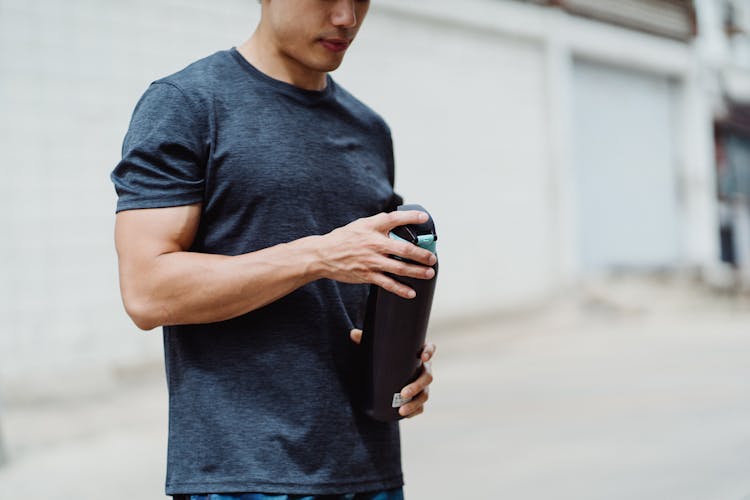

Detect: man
111,1,437,499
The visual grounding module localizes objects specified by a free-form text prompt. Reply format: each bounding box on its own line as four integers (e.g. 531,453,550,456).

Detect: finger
421,342,436,362
379,257,436,281
384,239,436,267
371,210,428,233
350,328,362,345
399,390,429,417
400,366,433,400
405,407,424,419
371,273,417,299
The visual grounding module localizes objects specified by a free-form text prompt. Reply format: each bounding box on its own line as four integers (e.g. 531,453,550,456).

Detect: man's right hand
314,211,437,299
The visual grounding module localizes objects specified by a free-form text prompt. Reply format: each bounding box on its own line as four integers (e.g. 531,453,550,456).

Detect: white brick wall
0,0,261,384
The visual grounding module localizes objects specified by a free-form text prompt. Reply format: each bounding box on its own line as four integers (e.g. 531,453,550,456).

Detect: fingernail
429,255,437,265
419,212,428,222
402,389,412,398
407,290,416,299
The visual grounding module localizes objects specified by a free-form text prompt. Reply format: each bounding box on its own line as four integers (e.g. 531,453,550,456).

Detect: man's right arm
115,204,436,330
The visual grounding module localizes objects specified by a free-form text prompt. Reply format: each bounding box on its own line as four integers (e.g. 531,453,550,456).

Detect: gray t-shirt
111,48,404,496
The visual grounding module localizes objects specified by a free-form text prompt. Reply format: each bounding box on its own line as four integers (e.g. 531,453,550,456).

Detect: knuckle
384,279,401,294
371,274,387,288
367,212,386,228
399,242,414,256
377,240,393,255
396,262,412,276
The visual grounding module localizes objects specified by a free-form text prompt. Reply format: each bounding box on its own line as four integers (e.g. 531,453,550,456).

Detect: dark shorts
175,489,405,500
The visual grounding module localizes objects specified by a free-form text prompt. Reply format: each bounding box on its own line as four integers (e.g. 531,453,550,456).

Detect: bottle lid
389,204,437,253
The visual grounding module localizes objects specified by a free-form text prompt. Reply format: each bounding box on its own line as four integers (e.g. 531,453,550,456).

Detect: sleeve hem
115,194,204,213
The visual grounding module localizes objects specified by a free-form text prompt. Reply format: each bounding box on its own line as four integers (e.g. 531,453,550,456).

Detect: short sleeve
111,82,208,213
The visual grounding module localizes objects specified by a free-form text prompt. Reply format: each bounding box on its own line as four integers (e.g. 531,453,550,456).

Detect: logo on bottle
391,393,412,408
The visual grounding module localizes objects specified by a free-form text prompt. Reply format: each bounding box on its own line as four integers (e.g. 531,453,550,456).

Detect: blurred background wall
0,0,263,392
1,0,749,407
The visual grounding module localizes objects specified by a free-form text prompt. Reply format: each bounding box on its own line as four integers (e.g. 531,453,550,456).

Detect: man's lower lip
320,40,349,53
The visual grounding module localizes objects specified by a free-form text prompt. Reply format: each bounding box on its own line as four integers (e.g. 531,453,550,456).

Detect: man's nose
331,0,357,29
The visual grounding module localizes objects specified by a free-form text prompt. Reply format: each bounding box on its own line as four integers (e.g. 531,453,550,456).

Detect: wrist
292,234,328,282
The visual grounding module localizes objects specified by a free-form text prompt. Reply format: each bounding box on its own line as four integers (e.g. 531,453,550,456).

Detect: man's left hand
350,328,436,419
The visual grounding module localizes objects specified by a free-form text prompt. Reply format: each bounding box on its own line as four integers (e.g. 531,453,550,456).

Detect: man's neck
237,30,327,91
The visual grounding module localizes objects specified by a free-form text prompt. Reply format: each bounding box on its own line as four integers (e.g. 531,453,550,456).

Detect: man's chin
312,56,345,73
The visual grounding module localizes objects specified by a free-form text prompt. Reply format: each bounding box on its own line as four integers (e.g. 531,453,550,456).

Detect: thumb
350,328,363,345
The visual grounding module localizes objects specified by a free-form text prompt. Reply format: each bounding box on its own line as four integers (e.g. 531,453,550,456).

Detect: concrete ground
2,276,750,499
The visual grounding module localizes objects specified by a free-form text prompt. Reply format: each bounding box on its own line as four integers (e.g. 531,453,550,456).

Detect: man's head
258,0,370,74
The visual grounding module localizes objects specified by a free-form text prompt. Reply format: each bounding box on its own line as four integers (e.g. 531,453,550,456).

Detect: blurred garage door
572,59,681,273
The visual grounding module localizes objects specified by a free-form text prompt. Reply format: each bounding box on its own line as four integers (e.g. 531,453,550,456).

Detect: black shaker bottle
359,204,438,422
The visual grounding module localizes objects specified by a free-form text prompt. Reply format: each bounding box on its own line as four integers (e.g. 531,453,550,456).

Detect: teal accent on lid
389,232,409,244
419,236,437,254
389,231,437,254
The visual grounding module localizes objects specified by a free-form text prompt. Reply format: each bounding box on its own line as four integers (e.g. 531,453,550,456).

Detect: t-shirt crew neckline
229,46,334,104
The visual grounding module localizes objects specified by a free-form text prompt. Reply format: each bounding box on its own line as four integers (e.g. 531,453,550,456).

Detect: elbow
122,293,163,331
131,312,160,332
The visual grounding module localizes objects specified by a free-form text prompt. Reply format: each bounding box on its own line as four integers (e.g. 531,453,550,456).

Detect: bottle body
358,204,438,422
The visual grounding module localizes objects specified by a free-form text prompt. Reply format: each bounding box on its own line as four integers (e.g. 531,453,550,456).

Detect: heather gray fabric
111,48,404,496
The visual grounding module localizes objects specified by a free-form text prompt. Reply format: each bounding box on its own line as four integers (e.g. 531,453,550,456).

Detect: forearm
121,235,324,330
